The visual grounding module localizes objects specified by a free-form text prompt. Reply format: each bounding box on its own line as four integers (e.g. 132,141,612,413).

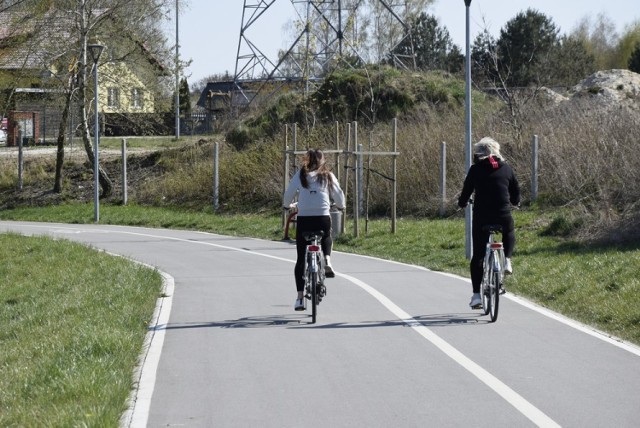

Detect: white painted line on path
120,270,174,428
103,229,560,426
339,272,560,428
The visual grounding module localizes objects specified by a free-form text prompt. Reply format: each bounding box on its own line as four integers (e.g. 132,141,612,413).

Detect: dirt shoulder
0,145,163,209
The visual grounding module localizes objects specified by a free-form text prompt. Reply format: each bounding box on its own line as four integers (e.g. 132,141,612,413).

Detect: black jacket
458,156,520,221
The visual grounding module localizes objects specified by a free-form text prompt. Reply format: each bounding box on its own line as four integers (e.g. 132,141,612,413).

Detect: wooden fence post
392,118,398,233
283,124,289,228
353,122,359,237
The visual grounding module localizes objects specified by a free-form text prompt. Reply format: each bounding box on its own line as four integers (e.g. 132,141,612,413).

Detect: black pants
294,216,332,292
470,214,515,293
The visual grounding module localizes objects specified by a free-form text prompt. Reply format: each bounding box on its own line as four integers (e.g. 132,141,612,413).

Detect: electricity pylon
232,0,414,108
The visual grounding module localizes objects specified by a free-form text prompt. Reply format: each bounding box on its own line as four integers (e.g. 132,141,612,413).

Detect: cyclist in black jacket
458,137,521,308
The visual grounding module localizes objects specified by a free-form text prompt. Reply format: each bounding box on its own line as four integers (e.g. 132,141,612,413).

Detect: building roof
197,81,256,109
0,8,166,74
0,10,71,70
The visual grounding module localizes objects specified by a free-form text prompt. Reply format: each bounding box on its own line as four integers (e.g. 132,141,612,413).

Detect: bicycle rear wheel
310,271,318,324
488,263,500,322
481,256,492,316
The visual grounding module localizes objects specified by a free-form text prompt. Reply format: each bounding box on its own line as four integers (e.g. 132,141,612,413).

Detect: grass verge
0,232,162,427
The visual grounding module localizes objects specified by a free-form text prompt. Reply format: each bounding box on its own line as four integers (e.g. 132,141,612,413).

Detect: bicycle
477,224,506,322
302,230,327,324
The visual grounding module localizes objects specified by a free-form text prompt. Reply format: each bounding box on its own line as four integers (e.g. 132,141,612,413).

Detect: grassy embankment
0,231,162,427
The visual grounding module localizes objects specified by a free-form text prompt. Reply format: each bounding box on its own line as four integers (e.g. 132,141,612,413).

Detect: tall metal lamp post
175,0,180,139
88,44,105,223
464,0,473,259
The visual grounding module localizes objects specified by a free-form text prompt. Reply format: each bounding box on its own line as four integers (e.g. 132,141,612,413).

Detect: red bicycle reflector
490,243,503,250
308,245,320,252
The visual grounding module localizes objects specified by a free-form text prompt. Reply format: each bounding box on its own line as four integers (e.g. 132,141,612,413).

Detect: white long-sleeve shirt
283,170,345,216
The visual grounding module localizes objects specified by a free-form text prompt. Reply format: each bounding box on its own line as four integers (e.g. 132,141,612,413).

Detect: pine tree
497,8,560,87
392,13,462,73
179,78,191,117
629,43,640,73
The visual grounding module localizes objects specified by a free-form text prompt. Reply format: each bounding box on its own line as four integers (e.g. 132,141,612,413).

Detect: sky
172,0,640,85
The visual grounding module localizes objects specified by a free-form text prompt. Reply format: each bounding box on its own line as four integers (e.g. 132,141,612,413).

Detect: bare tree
365,0,433,65
570,13,620,70
3,0,175,195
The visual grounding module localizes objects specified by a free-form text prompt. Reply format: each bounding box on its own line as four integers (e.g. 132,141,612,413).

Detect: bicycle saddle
303,230,325,241
482,224,503,233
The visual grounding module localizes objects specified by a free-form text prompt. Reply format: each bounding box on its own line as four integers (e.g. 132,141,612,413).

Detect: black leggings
294,216,332,292
470,214,515,293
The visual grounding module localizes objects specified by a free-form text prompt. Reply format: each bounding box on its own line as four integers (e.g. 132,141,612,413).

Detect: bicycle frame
303,233,326,323
483,233,505,286
481,227,505,322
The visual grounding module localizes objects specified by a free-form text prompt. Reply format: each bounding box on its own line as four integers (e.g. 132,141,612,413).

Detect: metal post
464,0,473,259
175,0,180,140
18,130,23,190
88,44,104,224
122,138,128,205
335,121,340,183
93,61,100,223
531,134,539,202
358,143,363,216
440,141,447,217
213,142,219,211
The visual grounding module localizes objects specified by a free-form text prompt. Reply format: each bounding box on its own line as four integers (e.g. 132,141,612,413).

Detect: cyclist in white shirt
283,149,345,311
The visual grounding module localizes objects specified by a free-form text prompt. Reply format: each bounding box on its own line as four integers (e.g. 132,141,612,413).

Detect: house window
107,88,120,108
131,88,144,109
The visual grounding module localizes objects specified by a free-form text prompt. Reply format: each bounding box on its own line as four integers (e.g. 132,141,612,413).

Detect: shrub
541,215,583,237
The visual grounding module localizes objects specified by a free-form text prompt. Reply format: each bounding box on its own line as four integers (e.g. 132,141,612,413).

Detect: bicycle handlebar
461,198,520,210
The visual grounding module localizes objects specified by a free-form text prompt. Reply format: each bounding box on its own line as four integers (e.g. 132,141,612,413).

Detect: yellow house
1,8,168,139
98,55,157,114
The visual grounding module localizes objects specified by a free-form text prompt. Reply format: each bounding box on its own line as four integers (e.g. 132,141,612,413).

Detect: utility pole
175,0,180,139
464,0,472,259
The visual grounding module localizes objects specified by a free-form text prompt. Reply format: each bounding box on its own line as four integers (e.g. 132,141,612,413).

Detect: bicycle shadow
156,312,490,331
295,313,490,329
157,314,309,330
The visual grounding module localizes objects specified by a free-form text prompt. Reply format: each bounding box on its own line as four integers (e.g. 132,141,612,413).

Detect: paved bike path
1,221,639,428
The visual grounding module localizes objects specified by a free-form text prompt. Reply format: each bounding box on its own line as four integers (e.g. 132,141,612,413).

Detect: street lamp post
464,0,472,259
175,0,180,140
88,44,105,223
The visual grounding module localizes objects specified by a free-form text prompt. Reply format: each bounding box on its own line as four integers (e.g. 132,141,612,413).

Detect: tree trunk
53,86,74,193
78,0,112,199
80,105,113,198
79,68,112,197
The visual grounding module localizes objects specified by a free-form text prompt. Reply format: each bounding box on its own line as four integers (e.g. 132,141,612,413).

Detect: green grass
0,232,162,427
1,203,639,424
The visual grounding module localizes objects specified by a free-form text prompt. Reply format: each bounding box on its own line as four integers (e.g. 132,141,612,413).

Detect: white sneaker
325,256,335,278
505,258,513,275
294,298,305,311
469,293,482,308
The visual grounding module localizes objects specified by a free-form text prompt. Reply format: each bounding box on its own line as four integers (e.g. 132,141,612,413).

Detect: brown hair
300,149,334,189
